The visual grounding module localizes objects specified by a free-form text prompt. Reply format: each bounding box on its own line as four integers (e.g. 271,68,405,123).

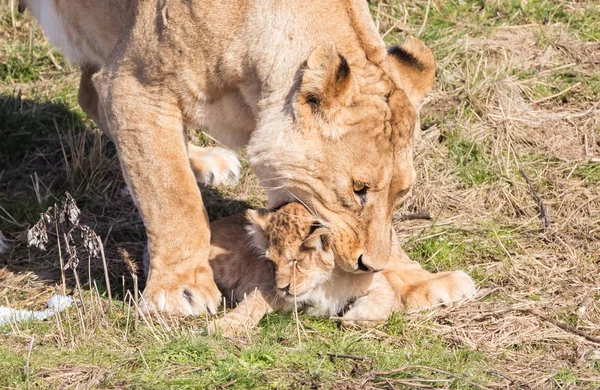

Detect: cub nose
278,284,291,294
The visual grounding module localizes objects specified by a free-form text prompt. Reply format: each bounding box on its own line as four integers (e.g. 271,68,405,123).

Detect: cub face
246,203,335,303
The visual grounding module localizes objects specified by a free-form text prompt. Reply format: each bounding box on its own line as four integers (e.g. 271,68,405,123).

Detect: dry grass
1,0,599,388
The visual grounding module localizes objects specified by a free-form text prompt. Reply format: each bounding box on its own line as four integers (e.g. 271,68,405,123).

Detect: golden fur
207,203,476,336
19,0,241,189
20,0,436,316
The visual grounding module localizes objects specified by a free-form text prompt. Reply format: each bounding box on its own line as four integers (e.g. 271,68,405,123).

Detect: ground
0,0,599,388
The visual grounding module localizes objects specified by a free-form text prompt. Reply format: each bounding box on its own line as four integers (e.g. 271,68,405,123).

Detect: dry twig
520,308,600,344
367,364,492,390
393,212,432,222
519,169,549,230
327,353,371,362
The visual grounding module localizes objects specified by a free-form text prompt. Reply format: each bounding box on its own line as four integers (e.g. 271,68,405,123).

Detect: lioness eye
353,182,368,204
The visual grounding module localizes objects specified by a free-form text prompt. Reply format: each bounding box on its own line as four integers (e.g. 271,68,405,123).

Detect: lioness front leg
385,241,477,311
400,271,476,311
97,73,221,315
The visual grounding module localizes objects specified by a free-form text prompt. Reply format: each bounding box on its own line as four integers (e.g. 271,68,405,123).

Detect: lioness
19,0,436,316
204,203,476,336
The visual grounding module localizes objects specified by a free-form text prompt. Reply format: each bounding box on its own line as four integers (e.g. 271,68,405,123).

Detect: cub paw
207,314,249,337
339,301,390,328
188,145,241,186
141,265,221,316
403,270,476,311
339,317,384,329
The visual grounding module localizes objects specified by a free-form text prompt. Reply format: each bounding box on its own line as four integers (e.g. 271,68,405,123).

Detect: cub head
246,203,335,302
248,36,435,273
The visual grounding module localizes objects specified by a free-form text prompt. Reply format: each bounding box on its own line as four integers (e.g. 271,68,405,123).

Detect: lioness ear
245,208,270,249
299,42,352,111
387,36,435,108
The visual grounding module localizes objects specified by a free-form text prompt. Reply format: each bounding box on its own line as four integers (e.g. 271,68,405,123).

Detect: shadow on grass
0,91,251,300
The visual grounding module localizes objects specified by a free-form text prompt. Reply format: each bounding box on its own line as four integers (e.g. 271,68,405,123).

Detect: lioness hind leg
401,270,476,311
78,66,101,126
188,144,241,186
95,71,221,316
79,69,240,188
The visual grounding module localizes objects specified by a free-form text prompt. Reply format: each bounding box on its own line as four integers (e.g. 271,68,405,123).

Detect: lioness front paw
141,266,221,316
403,270,476,311
188,145,241,186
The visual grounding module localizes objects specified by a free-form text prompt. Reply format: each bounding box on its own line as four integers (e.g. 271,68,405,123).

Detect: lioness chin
20,0,436,315
204,203,476,337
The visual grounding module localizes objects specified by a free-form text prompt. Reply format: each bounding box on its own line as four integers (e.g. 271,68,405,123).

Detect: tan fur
22,0,436,315
20,0,241,190
207,204,475,336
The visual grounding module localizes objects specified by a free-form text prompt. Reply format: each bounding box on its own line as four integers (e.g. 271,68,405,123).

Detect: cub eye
353,182,368,204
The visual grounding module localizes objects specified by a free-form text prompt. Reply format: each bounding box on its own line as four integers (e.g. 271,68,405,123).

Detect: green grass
405,234,466,273
448,138,497,186
553,368,579,389
383,0,600,43
403,225,515,285
575,162,600,185
0,309,493,389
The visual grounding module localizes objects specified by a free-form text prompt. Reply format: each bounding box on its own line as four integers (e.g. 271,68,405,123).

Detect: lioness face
246,204,335,302
249,38,434,273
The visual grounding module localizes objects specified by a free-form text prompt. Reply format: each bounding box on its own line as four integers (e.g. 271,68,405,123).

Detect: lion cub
207,203,476,336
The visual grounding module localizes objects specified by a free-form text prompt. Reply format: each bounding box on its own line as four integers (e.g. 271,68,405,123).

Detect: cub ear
387,36,435,108
246,208,270,233
303,228,332,251
299,42,352,112
245,208,270,249
17,1,26,13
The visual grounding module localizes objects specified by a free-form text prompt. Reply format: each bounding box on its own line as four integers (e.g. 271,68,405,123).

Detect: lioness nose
357,254,373,272
356,254,378,272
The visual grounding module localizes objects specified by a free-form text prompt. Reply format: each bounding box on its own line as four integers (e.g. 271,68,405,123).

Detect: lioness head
246,203,335,302
249,37,435,273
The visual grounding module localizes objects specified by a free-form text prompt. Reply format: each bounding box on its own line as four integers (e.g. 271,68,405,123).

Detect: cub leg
341,274,398,328
208,289,274,337
96,72,221,316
